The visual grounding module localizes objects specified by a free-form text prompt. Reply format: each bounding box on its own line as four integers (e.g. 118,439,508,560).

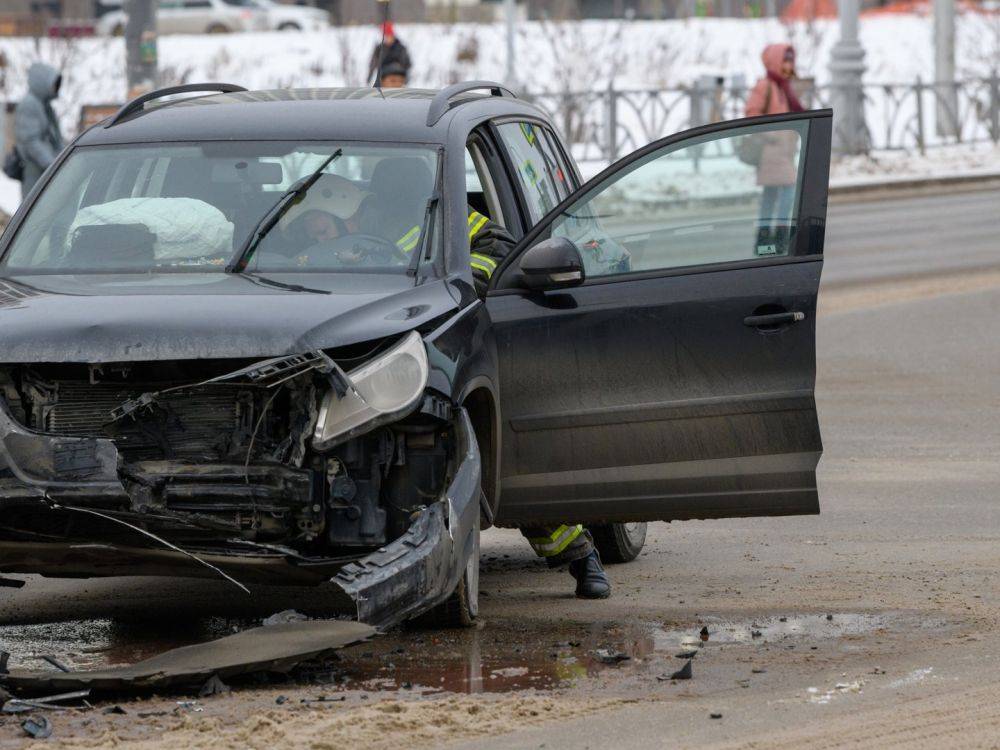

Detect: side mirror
518,237,586,292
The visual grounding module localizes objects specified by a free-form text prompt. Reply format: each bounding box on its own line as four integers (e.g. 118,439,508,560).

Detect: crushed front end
0,331,480,628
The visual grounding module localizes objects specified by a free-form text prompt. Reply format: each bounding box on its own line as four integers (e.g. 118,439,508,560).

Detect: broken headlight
313,331,429,450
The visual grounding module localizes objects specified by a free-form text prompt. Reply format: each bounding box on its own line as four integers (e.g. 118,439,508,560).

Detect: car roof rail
105,83,248,128
426,81,516,127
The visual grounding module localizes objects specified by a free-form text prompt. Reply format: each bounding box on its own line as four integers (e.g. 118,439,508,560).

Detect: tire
591,522,647,564
206,23,230,33
278,22,302,31
408,516,479,629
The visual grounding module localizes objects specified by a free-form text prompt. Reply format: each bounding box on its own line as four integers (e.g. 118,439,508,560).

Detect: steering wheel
305,233,408,266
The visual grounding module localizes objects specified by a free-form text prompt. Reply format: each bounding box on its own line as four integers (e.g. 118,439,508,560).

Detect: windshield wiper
241,272,330,295
225,148,343,274
406,193,439,279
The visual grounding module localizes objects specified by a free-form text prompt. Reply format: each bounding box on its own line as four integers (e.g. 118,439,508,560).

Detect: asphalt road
0,188,997,748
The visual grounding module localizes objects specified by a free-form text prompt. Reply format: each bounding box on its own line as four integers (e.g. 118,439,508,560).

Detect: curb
829,170,1000,202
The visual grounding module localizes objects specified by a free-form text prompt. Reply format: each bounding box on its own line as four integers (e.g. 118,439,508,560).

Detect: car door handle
743,311,806,327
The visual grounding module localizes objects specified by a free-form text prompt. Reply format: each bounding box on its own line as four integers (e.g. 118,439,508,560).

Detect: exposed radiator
40,383,258,461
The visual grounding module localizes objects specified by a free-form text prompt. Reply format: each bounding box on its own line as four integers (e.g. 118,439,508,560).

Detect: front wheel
278,22,302,31
591,522,647,564
409,516,479,628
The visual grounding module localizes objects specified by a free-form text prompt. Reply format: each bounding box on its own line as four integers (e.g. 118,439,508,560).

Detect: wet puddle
0,612,913,694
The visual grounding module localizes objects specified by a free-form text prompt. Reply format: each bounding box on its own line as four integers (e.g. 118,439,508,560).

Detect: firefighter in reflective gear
396,209,612,599
394,207,514,295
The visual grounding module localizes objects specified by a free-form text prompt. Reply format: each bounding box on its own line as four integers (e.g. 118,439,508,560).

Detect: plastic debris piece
710,712,723,719
699,626,710,642
21,715,52,739
667,661,693,680
275,695,288,705
593,649,630,664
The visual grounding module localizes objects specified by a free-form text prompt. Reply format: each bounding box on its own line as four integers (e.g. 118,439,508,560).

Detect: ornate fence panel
526,74,1000,166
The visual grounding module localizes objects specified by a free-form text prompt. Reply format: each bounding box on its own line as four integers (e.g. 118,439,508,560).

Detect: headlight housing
313,331,429,450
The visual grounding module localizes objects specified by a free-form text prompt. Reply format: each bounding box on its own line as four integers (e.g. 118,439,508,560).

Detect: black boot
569,550,611,599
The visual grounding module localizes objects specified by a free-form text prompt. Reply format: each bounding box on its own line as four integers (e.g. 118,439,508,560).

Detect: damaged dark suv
0,82,832,628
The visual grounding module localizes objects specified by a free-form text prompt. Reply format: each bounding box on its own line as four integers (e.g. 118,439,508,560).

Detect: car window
465,144,505,231
495,122,566,225
548,120,809,278
536,127,575,198
1,142,442,276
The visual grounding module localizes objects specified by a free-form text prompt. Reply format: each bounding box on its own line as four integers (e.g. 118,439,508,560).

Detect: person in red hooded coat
745,43,805,245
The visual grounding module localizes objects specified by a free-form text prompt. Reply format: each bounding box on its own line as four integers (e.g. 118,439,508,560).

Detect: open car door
486,110,832,526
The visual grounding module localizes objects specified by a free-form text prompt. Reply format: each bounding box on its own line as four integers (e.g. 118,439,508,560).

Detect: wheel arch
459,378,500,525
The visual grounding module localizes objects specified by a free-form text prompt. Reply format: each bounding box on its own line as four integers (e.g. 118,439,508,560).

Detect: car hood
0,273,459,363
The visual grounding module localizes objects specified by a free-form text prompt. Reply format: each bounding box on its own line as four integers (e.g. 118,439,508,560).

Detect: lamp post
504,0,517,88
933,0,957,137
828,0,868,155
124,0,157,97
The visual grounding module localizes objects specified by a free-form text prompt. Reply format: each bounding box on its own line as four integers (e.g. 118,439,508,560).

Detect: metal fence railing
525,74,1000,164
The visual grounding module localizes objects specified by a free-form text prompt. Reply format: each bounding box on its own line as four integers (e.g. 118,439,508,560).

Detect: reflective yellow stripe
467,212,489,239
527,524,584,557
470,253,497,271
396,225,421,253
520,122,537,145
470,260,493,278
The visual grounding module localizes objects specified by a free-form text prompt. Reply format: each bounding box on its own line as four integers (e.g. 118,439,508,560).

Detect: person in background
368,22,412,87
745,43,804,248
13,62,64,199
378,62,408,90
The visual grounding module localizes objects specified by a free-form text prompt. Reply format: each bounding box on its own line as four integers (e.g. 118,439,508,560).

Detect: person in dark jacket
14,62,64,198
368,22,412,87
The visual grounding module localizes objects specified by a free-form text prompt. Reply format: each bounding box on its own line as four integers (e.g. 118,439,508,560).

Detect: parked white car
250,0,329,31
95,0,269,35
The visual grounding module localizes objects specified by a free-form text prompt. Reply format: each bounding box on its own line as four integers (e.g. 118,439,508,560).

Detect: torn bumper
333,406,481,629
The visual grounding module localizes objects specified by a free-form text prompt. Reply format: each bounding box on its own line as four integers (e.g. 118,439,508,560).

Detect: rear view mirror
518,237,585,291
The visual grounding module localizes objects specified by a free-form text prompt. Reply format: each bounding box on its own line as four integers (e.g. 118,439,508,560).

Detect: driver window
465,143,505,231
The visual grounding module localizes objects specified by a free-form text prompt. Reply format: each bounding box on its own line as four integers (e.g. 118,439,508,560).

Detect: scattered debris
593,649,630,664
263,610,309,627
2,689,91,714
779,617,788,622
21,714,52,739
751,630,763,638
102,705,127,715
275,695,289,705
300,695,346,704
198,674,231,698
871,666,886,675
736,679,751,688
710,712,723,719
0,651,10,674
751,667,767,674
34,655,70,673
826,614,834,621
176,700,203,712
699,626,710,641
3,621,375,694
663,661,693,681
675,650,698,659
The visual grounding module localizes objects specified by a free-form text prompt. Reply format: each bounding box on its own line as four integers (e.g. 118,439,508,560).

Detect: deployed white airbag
67,197,235,261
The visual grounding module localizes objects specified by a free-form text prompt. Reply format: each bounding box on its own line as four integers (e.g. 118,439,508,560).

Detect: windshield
0,142,441,276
